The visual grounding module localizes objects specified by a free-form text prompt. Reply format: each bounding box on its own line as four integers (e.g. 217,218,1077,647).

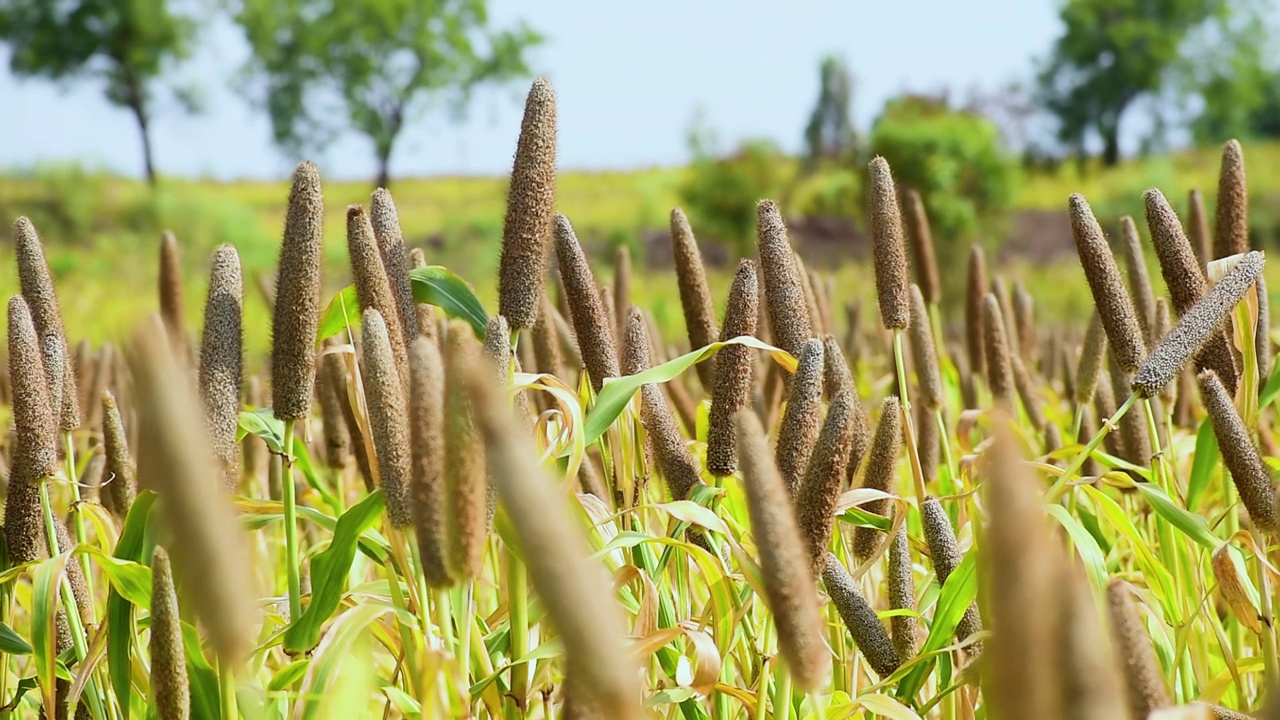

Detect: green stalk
281,419,302,624
506,553,529,717
1047,391,1140,502
458,582,474,694
219,661,238,720
935,408,957,494
64,432,95,624
1253,524,1279,690
772,658,793,720
1071,404,1084,444
385,531,423,697
893,329,927,501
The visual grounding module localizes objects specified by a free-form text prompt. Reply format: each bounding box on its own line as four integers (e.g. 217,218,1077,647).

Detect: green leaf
574,336,797,453
898,554,977,699
0,622,31,655
1262,361,1280,408
296,604,395,720
183,620,221,720
1084,486,1179,621
31,551,70,717
315,266,489,345
409,266,488,337
269,659,310,692
1046,505,1107,594
107,490,157,720
79,545,151,609
238,409,339,512
1133,483,1219,549
285,490,387,654
837,507,894,531
1187,418,1220,513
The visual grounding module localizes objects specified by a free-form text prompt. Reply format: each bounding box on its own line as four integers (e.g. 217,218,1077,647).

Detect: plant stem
935,408,956,493
219,661,238,720
1047,391,1140,502
281,419,302,624
772,660,793,720
64,432,95,624
893,329,927,501
507,551,529,716
385,530,423,697
1254,524,1279,690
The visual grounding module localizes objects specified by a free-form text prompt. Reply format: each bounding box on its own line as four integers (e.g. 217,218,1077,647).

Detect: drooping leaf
284,490,387,654
0,622,32,655
1134,482,1219,549
107,489,157,720
31,551,70,717
1187,418,1220,513
897,553,977,698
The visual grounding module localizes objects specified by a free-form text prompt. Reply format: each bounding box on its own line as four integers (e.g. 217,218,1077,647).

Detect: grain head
554,214,619,392
966,245,988,377
707,259,759,477
1188,188,1212,270
444,320,488,580
670,207,718,390
1070,194,1147,373
271,161,324,421
13,217,79,432
408,336,450,588
757,200,813,356
853,396,902,559
1215,139,1249,259
498,77,557,331
158,231,186,360
868,157,910,330
149,547,190,720
903,188,940,305
1119,216,1158,346
823,553,901,677
1198,369,1279,533
370,188,419,350
983,294,1015,412
198,245,243,491
361,309,413,527
795,392,856,577
101,390,136,519
1106,579,1173,719
888,524,918,660
908,284,942,411
775,338,825,496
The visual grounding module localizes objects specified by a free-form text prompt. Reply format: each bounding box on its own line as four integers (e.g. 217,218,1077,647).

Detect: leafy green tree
867,93,1017,274
679,138,791,258
803,55,857,166
0,0,199,184
235,0,541,188
1036,0,1224,165
1184,4,1280,142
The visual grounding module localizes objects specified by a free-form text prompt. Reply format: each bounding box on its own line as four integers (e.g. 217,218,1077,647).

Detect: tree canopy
0,0,198,184
236,0,542,188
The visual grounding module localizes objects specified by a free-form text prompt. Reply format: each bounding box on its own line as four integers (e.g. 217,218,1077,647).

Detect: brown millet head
915,399,940,483
134,318,254,663
853,396,902,560
868,157,910,330
620,306,650,377
908,284,942,411
467,368,640,720
8,297,56,482
775,338,825,497
361,309,413,527
317,340,352,469
1013,355,1047,431
271,161,324,421
1110,353,1152,468
483,314,513,382
903,188,940,305
991,276,1021,359
1132,251,1265,397
554,214,619,392
822,333,854,399
1258,275,1272,380
1153,298,1176,404
734,411,832,692
823,553,901,677
1145,188,1241,395
1215,139,1249,259
920,497,984,647
756,200,814,356
670,207,718,390
1198,369,1280,533
444,320,488,580
981,426,1061,720
1069,194,1147,373
13,218,79,432
85,341,113,429
1106,579,1173,719
1119,216,1158,346
498,76,557,331
797,257,826,336
888,524,919,661
1056,561,1127,720
1013,281,1037,361
158,231,186,359
198,245,243,491
101,390,137,519
42,333,65,440
614,245,632,340
626,308,702,502
532,294,564,379
149,546,191,720
597,284,618,350
370,188,418,351
966,244,989,377
706,259,759,477
795,392,856,577
983,294,1015,412
349,204,409,385
1188,188,1212,270
408,336,450,588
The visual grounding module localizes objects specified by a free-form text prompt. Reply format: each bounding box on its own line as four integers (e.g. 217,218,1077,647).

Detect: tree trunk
1102,128,1120,167
123,77,157,186
375,155,391,191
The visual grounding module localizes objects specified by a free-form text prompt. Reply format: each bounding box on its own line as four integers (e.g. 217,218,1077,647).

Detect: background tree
1182,3,1280,143
867,92,1017,290
0,0,199,185
1036,0,1224,166
236,0,541,189
803,55,857,166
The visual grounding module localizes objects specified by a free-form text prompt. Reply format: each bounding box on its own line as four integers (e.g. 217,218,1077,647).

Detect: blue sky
0,1,1060,181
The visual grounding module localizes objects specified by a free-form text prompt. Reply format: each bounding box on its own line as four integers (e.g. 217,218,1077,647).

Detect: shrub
678,139,792,258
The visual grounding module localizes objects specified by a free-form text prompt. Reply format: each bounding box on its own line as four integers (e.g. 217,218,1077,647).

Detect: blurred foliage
0,0,200,183
234,0,541,188
867,93,1018,258
803,56,858,167
678,139,794,258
